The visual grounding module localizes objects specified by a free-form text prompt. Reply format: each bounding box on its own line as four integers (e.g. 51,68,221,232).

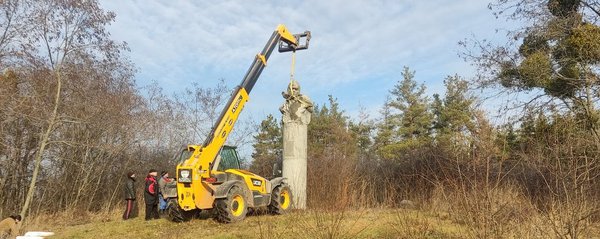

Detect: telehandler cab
164,25,310,223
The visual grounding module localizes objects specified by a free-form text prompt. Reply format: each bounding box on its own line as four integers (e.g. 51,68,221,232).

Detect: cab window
178,148,194,164
218,147,240,171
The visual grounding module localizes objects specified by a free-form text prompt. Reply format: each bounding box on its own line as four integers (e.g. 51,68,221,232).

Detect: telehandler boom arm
179,24,310,180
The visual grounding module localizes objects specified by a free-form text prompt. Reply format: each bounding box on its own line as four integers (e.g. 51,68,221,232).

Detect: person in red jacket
144,169,160,220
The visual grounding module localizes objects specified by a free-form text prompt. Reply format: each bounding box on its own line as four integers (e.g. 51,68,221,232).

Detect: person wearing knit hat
122,171,138,220
144,169,160,220
158,171,173,214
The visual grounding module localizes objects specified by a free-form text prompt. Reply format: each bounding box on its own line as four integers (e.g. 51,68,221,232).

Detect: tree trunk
20,69,62,221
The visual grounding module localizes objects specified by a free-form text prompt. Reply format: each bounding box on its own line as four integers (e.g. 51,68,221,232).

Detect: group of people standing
0,169,173,238
122,169,173,221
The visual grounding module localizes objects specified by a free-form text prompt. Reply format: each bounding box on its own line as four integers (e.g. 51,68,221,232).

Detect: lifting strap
289,51,296,82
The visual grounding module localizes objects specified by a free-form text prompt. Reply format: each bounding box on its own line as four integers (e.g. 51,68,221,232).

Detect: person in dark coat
122,171,138,220
144,169,160,220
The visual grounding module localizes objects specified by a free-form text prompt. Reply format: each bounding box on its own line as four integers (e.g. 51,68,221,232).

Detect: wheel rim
280,189,290,209
231,194,245,217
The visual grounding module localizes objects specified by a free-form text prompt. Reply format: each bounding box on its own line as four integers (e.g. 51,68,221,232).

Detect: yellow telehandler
164,24,310,223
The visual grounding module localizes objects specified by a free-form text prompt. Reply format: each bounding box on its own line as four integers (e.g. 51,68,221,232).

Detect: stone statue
279,80,312,209
280,80,313,124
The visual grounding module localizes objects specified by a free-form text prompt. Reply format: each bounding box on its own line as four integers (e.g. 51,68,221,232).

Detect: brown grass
25,208,468,239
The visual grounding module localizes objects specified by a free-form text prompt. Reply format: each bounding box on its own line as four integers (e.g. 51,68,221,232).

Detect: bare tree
0,0,131,221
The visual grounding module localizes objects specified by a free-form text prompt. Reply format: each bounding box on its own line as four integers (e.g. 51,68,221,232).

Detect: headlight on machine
179,169,192,183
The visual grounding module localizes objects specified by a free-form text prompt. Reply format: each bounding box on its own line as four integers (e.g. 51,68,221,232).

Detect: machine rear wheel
215,186,248,223
269,185,292,214
166,198,197,222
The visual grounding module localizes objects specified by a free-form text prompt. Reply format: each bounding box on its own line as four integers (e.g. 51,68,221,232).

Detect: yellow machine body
174,24,310,212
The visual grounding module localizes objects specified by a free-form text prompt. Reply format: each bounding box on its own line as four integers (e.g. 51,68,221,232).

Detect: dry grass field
24,209,469,239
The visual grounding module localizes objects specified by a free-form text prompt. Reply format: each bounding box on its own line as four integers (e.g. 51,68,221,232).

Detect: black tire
215,186,248,223
166,198,197,222
269,185,292,215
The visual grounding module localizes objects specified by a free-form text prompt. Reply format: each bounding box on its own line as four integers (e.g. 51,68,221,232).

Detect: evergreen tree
374,96,397,159
249,114,282,176
308,95,352,152
495,123,520,159
378,67,433,159
432,93,445,132
432,75,477,148
392,67,433,140
349,106,375,160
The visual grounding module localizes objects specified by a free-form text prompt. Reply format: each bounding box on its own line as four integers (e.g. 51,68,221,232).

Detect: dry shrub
427,185,452,219
348,146,443,209
306,152,355,210
347,158,401,208
389,212,436,239
23,209,92,234
255,213,293,239
513,117,600,238
22,205,125,234
253,208,366,239
296,209,365,239
306,133,357,210
430,183,541,238
541,199,598,239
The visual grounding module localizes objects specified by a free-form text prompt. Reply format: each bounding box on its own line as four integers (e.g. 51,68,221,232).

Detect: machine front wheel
166,198,197,222
215,186,248,223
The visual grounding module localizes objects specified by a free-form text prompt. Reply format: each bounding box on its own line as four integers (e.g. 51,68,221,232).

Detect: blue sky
99,0,516,123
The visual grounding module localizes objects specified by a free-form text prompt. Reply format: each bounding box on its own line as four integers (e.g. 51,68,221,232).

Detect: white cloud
100,0,517,123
